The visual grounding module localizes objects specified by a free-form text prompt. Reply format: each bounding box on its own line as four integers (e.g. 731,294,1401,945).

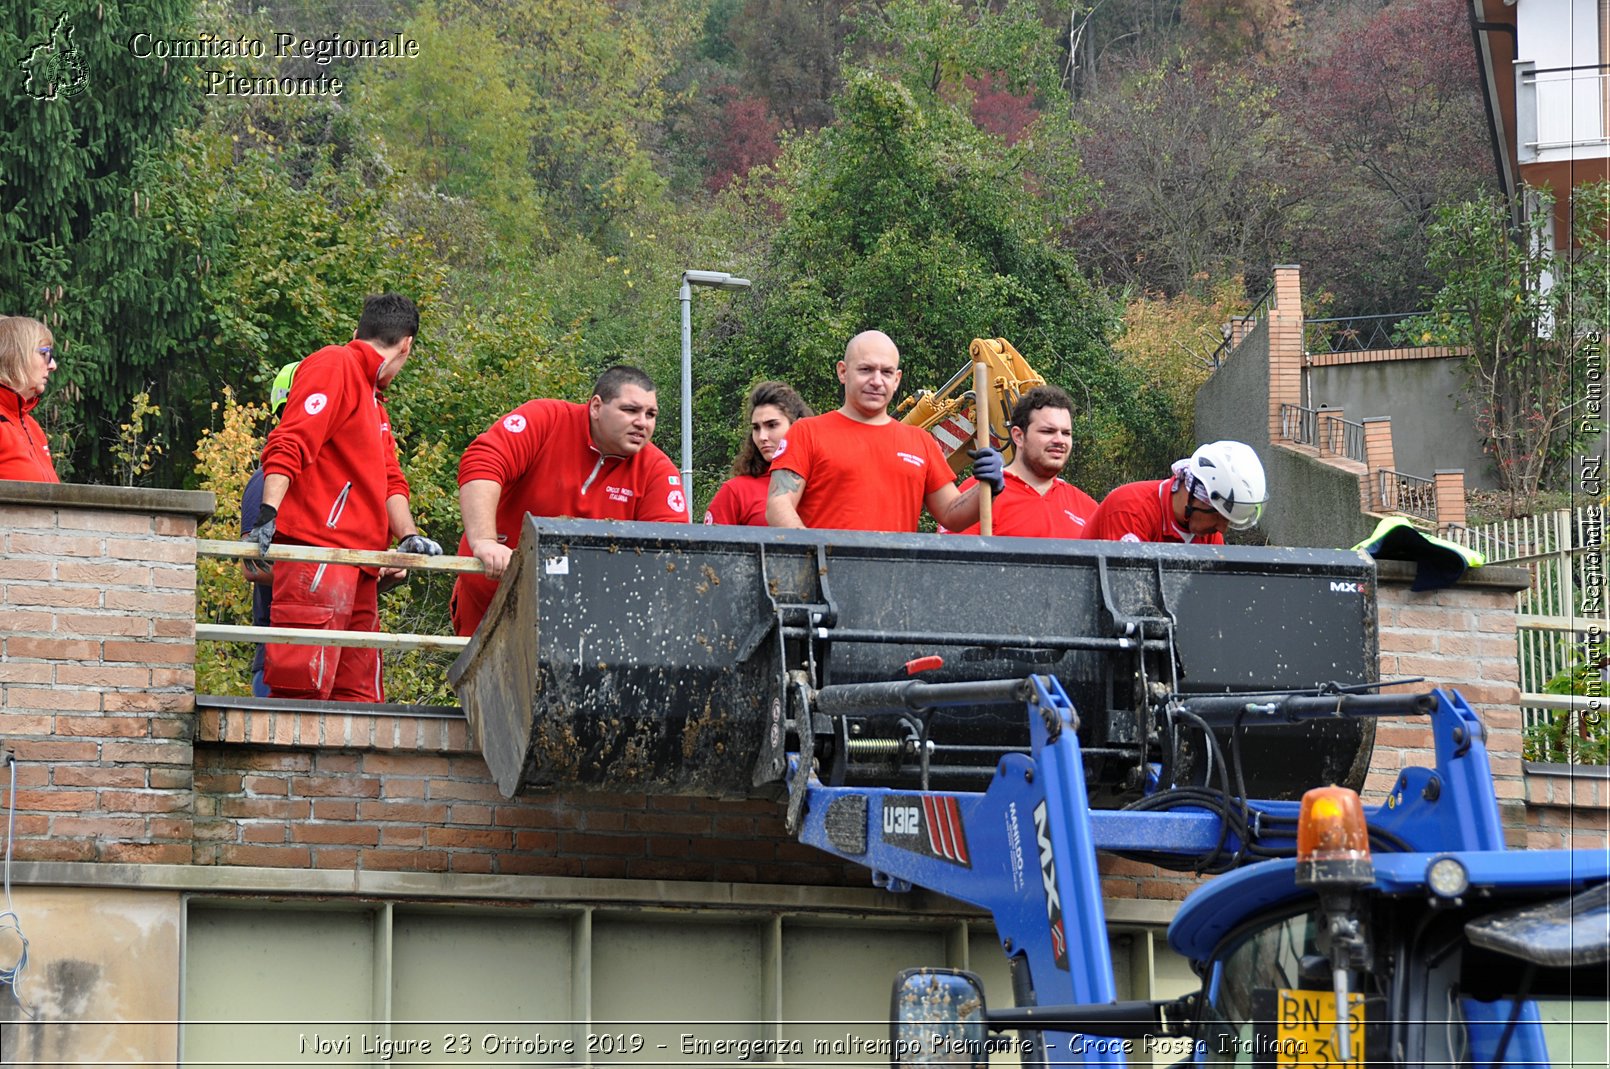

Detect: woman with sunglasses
0,316,61,483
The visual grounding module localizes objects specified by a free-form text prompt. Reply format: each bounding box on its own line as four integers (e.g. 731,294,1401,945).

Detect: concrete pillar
1362,417,1396,511
1267,265,1305,446
1435,470,1468,530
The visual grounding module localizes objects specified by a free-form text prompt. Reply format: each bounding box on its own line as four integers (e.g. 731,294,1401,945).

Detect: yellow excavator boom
896,338,1046,476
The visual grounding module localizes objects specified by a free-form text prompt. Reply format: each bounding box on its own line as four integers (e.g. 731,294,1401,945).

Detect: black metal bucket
448,519,1379,802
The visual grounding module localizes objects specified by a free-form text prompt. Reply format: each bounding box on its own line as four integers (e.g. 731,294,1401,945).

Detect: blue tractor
451,520,1608,1068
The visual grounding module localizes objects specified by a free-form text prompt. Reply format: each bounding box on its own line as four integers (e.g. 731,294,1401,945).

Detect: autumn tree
1111,276,1250,461
1073,57,1294,296
1277,0,1493,313
728,0,854,133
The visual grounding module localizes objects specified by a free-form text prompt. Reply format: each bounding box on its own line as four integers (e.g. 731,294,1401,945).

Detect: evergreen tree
1,1,199,479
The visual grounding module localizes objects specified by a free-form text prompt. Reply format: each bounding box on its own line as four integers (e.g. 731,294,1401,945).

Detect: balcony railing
1376,468,1437,523
1279,402,1315,446
1318,413,1365,463
1520,64,1610,153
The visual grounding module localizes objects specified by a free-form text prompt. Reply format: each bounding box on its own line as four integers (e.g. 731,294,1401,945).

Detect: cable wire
0,754,34,1018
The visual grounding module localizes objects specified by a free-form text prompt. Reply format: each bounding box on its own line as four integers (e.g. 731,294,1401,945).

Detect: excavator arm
896,338,1045,475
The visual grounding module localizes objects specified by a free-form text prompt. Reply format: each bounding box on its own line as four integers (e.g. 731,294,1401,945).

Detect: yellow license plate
1270,988,1365,1068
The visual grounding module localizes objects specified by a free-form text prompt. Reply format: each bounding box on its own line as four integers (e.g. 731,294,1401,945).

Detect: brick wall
190,718,867,885
1523,765,1610,849
0,483,213,865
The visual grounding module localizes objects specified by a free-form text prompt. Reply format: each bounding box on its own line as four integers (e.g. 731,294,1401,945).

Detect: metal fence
1446,508,1608,741
1207,282,1277,370
1303,312,1428,355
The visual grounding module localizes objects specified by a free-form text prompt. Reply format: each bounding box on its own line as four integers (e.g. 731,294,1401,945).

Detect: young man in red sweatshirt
246,294,442,702
943,385,1098,538
450,365,689,636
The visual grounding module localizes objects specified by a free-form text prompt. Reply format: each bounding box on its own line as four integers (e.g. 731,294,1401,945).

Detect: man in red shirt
766,331,1003,533
1086,441,1267,545
944,385,1098,538
246,294,442,702
451,365,689,636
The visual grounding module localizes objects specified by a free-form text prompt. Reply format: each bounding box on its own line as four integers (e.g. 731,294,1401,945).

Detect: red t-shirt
452,399,688,634
1085,478,1224,545
704,473,769,526
943,471,1098,538
259,340,409,550
0,386,60,483
768,411,954,532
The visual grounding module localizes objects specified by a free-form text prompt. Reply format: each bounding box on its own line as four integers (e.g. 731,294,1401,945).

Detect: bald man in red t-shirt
766,331,1003,533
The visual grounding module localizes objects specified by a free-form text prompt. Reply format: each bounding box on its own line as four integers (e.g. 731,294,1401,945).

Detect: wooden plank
198,538,485,574
196,623,469,653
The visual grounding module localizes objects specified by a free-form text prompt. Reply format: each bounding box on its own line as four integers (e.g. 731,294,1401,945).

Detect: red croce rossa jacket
259,340,408,550
0,385,60,483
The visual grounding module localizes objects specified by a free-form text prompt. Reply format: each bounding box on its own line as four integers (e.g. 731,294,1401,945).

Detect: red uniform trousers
264,558,383,703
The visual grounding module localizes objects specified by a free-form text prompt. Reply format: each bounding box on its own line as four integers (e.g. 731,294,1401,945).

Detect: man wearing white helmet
1087,441,1266,545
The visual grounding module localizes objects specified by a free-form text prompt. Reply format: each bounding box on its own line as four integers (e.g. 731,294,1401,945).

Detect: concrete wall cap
1374,558,1530,592
1525,761,1610,780
0,480,215,519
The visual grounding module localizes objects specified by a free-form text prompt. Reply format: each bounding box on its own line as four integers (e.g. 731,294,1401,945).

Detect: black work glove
397,532,443,556
245,504,277,558
968,446,1006,495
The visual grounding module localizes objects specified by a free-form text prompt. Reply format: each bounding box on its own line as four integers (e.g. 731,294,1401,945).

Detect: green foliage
1,0,199,480
855,0,1064,102
110,389,166,487
703,67,1171,495
1408,184,1608,508
450,0,704,249
1524,658,1609,764
351,3,544,247
193,388,267,696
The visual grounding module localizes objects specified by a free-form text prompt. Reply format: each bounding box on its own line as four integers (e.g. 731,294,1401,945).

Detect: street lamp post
679,269,751,521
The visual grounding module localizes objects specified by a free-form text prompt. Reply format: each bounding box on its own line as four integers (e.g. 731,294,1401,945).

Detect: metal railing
1207,281,1277,370
1445,508,1610,740
1317,413,1365,463
196,540,481,653
1374,468,1437,523
1303,312,1429,355
1279,404,1366,465
1279,403,1316,446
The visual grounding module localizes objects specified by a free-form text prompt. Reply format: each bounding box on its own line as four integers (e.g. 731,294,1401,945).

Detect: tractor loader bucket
448,518,1379,803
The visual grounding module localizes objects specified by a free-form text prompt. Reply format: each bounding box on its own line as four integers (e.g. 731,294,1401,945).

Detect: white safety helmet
1186,441,1266,530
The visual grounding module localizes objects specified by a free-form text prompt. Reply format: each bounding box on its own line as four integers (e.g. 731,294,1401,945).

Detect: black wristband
254,503,278,528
